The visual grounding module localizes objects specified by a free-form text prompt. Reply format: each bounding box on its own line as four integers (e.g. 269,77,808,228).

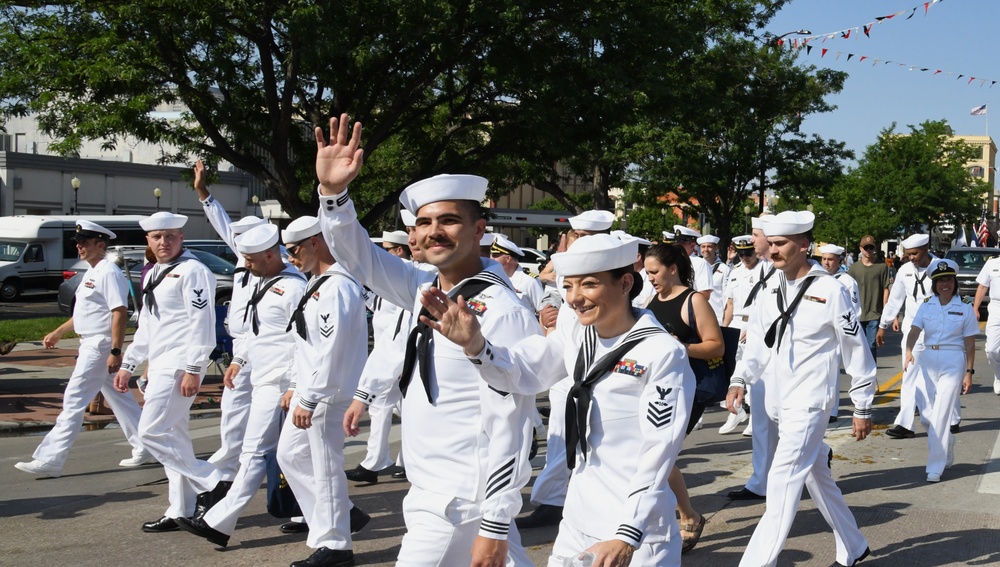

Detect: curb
0,408,224,434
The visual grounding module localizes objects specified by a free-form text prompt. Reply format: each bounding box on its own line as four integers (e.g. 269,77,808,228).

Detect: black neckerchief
286,275,332,340
245,276,286,335
744,264,776,308
399,270,510,404
143,261,182,315
913,266,929,300
234,266,251,288
764,275,818,349
564,324,665,469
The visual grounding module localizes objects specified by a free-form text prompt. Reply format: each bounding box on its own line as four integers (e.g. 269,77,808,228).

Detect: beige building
951,134,998,215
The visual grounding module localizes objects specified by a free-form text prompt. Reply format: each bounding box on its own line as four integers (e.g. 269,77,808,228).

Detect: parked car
185,239,239,265
943,247,1000,317
58,247,236,316
519,247,548,275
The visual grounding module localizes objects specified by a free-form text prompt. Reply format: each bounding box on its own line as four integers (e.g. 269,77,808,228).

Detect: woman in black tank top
643,243,725,554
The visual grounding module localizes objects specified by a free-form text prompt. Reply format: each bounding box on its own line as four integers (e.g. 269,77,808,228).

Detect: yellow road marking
874,371,903,405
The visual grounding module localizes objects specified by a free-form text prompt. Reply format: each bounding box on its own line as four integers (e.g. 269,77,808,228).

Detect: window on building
970,166,985,177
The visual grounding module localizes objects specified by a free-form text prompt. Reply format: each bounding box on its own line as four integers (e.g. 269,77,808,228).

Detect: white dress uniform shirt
632,268,655,308
72,257,130,336
317,191,541,552
976,257,1000,390
232,267,306,385
509,268,545,313
833,271,861,315
690,254,713,293
708,258,731,323
464,311,694,562
723,261,758,330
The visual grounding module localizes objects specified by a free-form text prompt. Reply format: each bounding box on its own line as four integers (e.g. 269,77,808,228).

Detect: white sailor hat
673,225,701,240
569,210,616,232
611,230,652,247
382,230,410,247
236,223,280,254
900,234,930,249
73,220,116,241
281,216,321,245
231,215,267,236
139,211,188,231
661,230,676,241
480,232,495,247
750,215,772,230
733,235,753,249
398,174,487,214
490,234,523,257
400,208,417,228
762,210,814,237
818,244,846,255
697,235,720,245
552,234,637,277
927,258,959,279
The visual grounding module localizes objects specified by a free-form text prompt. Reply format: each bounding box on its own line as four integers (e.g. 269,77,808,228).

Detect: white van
0,215,147,300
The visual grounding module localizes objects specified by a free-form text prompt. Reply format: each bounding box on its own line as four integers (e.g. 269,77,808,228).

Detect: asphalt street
1,299,1000,566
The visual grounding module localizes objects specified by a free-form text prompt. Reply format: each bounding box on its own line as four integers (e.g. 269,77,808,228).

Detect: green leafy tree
816,120,988,245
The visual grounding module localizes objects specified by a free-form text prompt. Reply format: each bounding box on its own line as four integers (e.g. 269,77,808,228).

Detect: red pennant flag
860,56,868,62
821,48,828,58
863,24,872,37
969,77,976,84
934,70,941,75
792,39,798,49
842,29,851,39
924,2,931,14
776,38,784,47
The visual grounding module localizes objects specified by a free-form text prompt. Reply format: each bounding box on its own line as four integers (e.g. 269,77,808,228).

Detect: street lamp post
153,187,162,212
744,205,752,233
70,177,81,214
252,195,260,217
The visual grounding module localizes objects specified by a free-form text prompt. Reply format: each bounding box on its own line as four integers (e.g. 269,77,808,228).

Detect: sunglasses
862,245,875,251
285,238,311,257
737,250,755,257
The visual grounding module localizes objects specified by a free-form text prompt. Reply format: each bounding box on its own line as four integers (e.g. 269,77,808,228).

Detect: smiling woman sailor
420,233,695,567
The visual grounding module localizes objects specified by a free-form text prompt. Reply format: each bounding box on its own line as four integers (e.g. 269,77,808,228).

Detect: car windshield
946,250,1000,272
189,249,236,276
0,240,26,262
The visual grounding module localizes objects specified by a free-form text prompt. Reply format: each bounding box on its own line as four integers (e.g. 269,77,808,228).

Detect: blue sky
766,0,998,166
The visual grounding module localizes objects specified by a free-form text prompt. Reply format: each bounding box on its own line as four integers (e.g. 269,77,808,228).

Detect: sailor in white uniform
610,230,655,309
176,223,306,548
698,234,730,324
819,244,860,315
904,259,978,483
717,234,758,436
276,216,370,567
421,234,695,567
489,234,545,313
727,210,874,567
314,114,540,567
345,228,413,484
877,234,946,439
194,160,268,485
672,225,713,300
973,252,1000,395
16,221,150,478
113,212,227,534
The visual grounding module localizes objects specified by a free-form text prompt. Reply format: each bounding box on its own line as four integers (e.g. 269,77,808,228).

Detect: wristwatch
966,368,975,374
110,348,122,356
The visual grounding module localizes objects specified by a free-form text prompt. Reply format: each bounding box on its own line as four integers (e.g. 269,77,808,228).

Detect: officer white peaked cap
900,234,930,249
236,223,279,254
382,230,410,246
697,235,720,245
733,235,753,248
569,210,615,232
398,174,488,214
140,211,188,231
281,216,321,245
400,208,417,227
491,234,523,256
611,230,652,246
673,225,701,238
74,220,116,240
551,234,637,277
818,244,846,255
480,232,496,247
927,258,959,279
661,230,676,241
231,215,267,236
761,210,814,237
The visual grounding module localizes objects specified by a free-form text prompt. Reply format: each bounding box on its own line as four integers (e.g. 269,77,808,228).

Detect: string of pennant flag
776,0,947,49
797,44,998,89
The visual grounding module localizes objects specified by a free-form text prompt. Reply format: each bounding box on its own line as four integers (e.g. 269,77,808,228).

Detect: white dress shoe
719,407,748,434
119,452,158,467
742,421,754,437
15,460,62,478
692,416,704,431
926,473,941,483
946,438,955,468
994,377,1000,395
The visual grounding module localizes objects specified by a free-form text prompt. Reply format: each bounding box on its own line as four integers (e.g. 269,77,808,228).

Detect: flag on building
977,209,990,246
971,104,988,116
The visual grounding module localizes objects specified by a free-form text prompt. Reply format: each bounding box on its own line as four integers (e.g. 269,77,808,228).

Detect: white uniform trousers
207,361,253,481
203,382,283,535
395,485,532,567
894,341,961,431
530,378,571,507
360,387,403,472
985,315,1000,383
279,397,354,551
33,335,145,469
743,380,778,496
739,407,868,567
139,368,222,519
913,349,964,476
546,518,679,567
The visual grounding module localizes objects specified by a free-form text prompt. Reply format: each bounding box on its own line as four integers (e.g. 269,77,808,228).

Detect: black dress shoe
176,516,230,547
950,424,961,434
194,480,233,519
727,487,765,501
345,464,378,484
885,425,915,439
529,434,539,460
142,516,180,533
514,504,563,529
839,546,871,566
290,547,355,567
349,506,371,534
391,469,407,480
281,521,309,534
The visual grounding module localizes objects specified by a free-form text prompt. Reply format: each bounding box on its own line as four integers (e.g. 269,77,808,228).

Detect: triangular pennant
842,29,851,39
981,79,987,87
777,38,785,47
847,53,854,62
924,2,931,14
992,81,996,87
920,68,928,72
906,8,916,20
874,59,880,66
864,24,872,37
822,48,828,58
958,74,964,80
860,55,868,62
969,77,976,84
933,70,941,75
876,16,889,22
806,45,813,55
